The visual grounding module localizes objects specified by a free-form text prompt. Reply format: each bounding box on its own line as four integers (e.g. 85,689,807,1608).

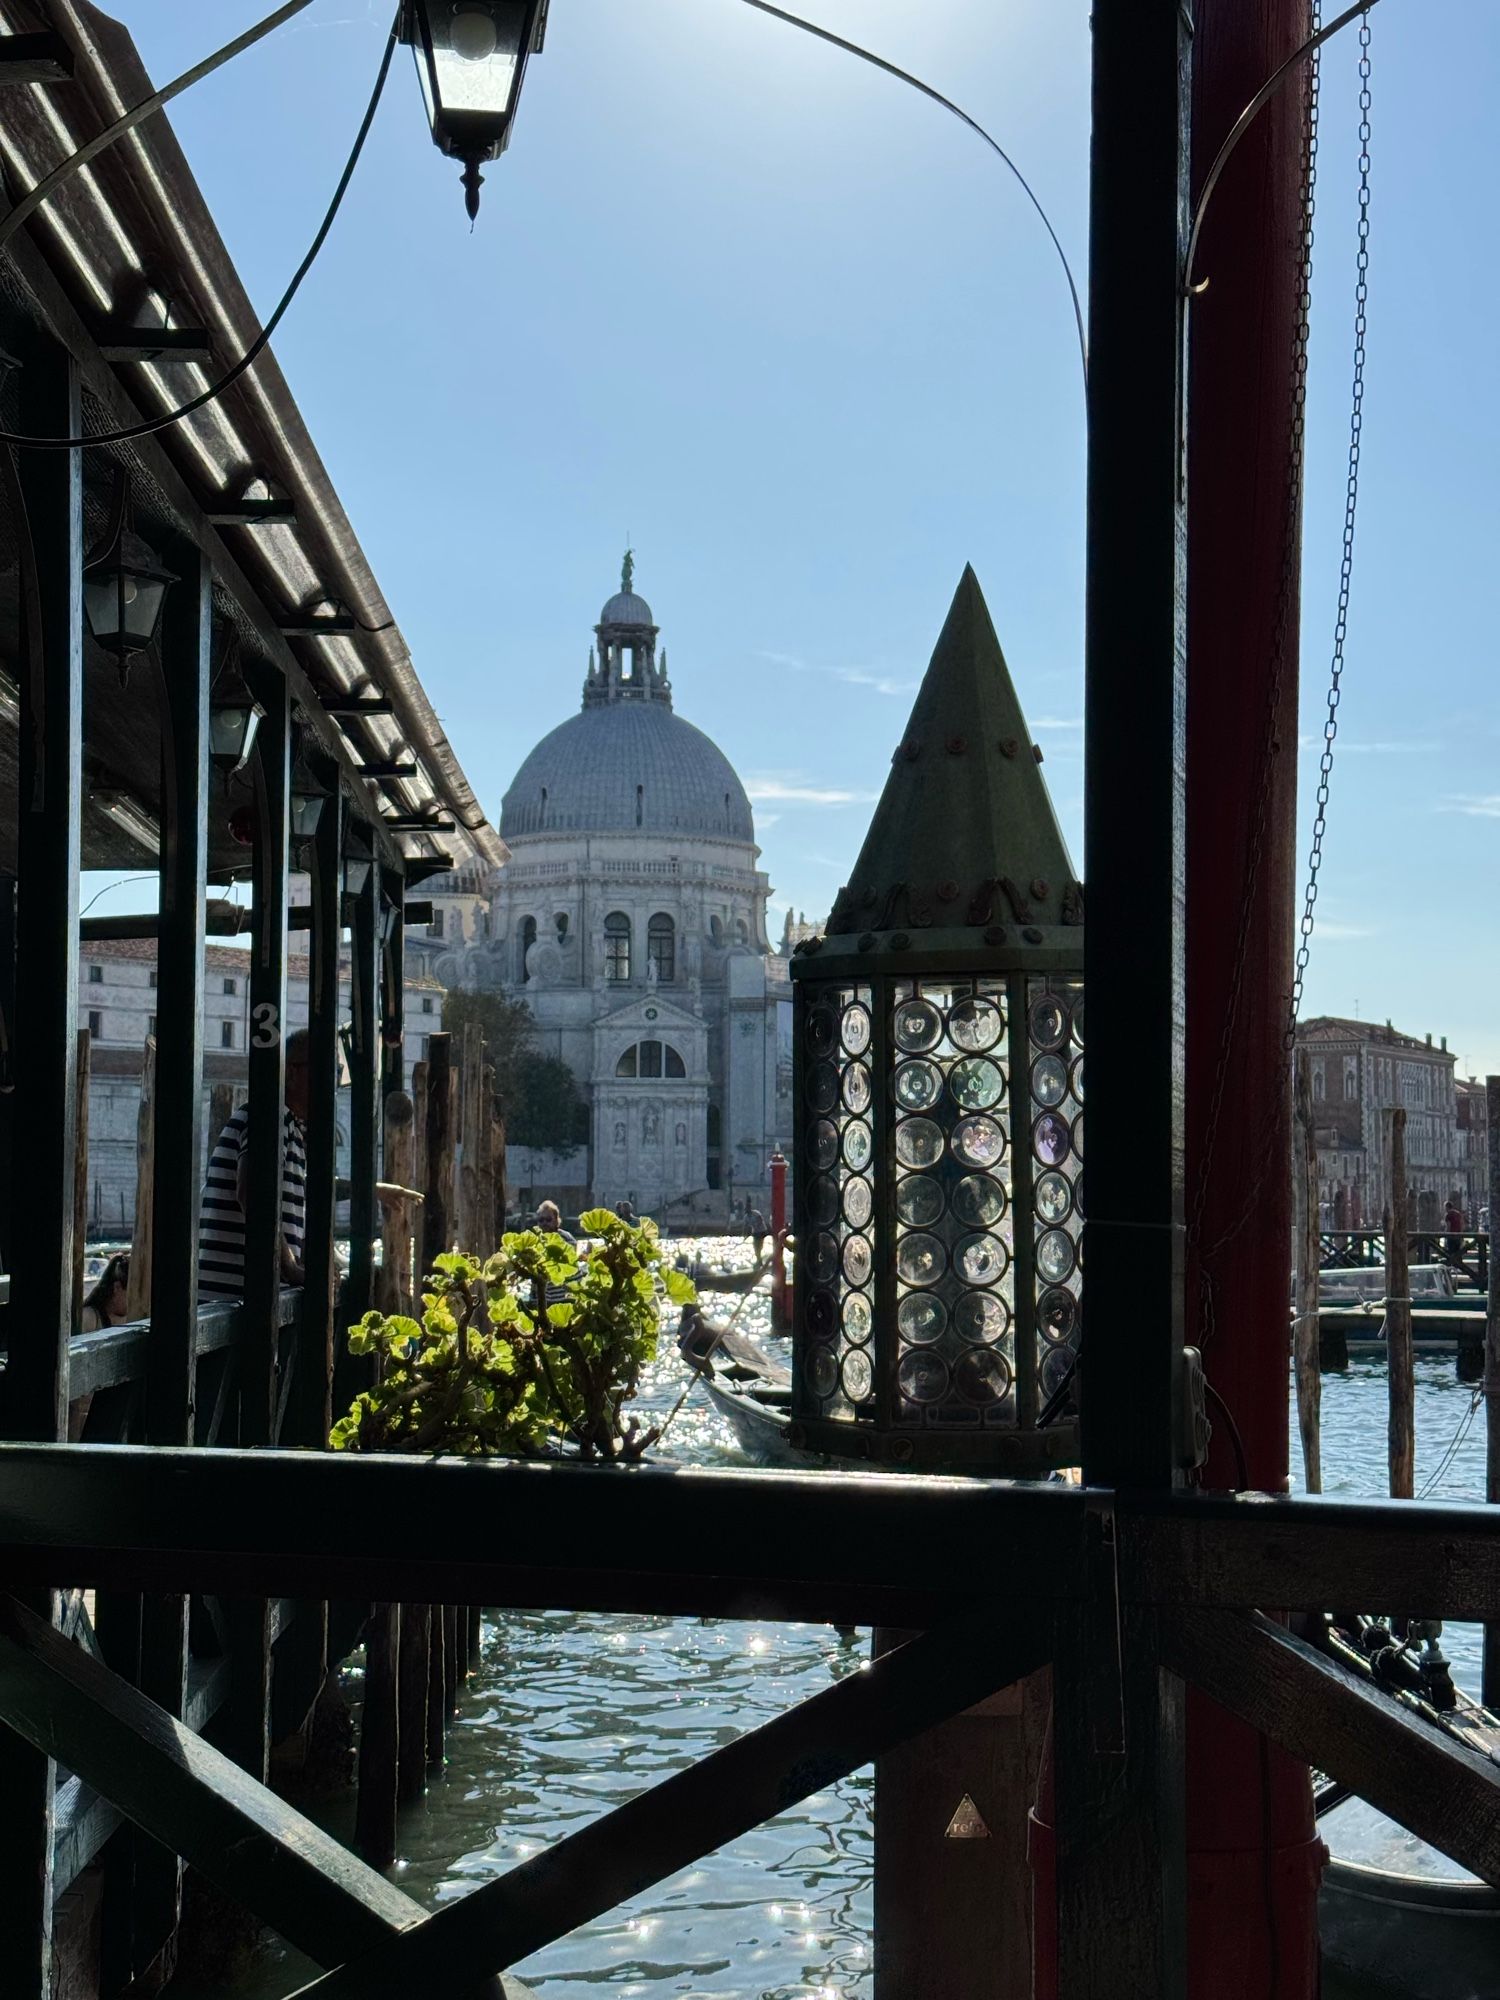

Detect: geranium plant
330,1210,695,1462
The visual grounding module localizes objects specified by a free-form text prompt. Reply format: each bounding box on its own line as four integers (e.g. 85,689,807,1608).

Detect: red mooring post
1186,2,1324,1992
768,1149,790,1331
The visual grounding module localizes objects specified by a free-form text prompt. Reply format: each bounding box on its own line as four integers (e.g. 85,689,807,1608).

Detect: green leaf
578,1207,617,1237
662,1268,697,1305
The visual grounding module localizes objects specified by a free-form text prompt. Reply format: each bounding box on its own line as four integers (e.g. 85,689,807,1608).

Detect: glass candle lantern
789,569,1083,1472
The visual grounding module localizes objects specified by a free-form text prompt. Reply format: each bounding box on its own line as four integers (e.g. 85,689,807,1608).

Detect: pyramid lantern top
808,567,1082,963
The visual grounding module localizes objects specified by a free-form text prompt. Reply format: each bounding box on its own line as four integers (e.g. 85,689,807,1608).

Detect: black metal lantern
209,702,263,783
402,0,547,219
290,789,328,842
789,569,1084,1473
82,476,175,684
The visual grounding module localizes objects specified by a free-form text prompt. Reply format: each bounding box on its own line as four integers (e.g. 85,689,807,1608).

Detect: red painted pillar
1186,2,1324,1993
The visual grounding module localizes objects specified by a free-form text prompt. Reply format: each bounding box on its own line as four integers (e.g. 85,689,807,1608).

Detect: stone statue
643,1107,659,1144
645,953,658,988
612,1121,626,1149
622,546,635,594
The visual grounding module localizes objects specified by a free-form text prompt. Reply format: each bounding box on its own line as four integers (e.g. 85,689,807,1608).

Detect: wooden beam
1161,1607,1500,1887
322,695,393,717
205,496,297,528
0,1446,1087,1626
0,1595,426,1963
280,615,357,638
97,326,212,363
356,760,418,780
0,32,73,83
289,1612,1054,1997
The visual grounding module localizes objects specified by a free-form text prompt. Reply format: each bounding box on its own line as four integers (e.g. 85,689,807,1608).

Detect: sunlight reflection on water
212,1250,1490,1993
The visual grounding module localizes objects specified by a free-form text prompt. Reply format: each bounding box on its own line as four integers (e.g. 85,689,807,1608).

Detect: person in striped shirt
197,1029,310,1300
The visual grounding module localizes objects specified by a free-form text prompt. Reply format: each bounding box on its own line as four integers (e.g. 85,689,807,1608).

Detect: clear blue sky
109,2,1499,1073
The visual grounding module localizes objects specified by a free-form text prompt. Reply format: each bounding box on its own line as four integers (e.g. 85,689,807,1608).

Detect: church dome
501,701,755,843
599,588,654,627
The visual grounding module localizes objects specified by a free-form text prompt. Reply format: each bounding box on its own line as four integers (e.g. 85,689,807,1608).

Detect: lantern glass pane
795,980,875,1423
426,4,526,123
890,978,1016,1432
1027,977,1084,1402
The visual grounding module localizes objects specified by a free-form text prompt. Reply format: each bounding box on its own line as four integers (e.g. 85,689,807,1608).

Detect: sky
101,1,1500,1072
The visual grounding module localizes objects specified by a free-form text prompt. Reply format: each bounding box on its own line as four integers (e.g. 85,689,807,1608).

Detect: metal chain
1290,7,1371,1039
1188,11,1323,1262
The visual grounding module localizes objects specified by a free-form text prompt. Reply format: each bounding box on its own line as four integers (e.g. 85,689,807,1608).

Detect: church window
518,915,537,983
708,915,723,947
1312,1062,1324,1102
615,1039,687,1079
636,784,644,827
555,912,569,939
604,911,631,981
647,913,675,982
734,917,749,945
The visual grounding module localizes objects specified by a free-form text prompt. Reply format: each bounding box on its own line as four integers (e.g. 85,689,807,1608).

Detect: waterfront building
1296,1016,1460,1228
1455,1076,1490,1228
435,562,793,1215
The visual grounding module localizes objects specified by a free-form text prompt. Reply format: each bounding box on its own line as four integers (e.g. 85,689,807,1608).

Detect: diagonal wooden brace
288,1606,1054,1996
1160,1605,1500,1887
0,1594,523,1993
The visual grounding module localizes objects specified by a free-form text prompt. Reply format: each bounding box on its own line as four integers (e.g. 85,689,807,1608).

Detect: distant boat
676,1308,822,1467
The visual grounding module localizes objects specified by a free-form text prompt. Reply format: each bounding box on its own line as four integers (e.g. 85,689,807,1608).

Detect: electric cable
0,6,400,449
733,0,1087,390
0,1,316,264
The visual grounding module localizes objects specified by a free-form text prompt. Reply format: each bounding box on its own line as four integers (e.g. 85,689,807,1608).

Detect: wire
1185,0,1381,294
81,873,157,916
733,0,1087,391
1418,1387,1482,1500
0,2,316,265
0,7,400,449
1203,1378,1250,1491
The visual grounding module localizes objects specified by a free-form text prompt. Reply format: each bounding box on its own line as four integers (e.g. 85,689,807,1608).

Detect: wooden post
290,780,342,1451
242,662,290,1445
380,1093,417,1315
422,1035,454,1274
397,1602,432,1804
467,1606,483,1673
443,1602,461,1717
355,1604,400,1870
1293,1055,1322,1493
346,852,381,1323
73,1028,90,1331
1386,1107,1414,1500
489,1074,507,1249
0,336,82,1997
412,1058,429,1221
126,1037,156,1324
426,1600,447,1770
1485,1076,1500,1710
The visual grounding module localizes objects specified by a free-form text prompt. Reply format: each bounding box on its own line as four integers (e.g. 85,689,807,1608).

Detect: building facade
1296,1016,1460,1229
1455,1076,1490,1228
436,564,792,1216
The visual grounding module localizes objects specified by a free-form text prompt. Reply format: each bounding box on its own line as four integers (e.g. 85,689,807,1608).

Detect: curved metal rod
1185,0,1382,295
735,0,1088,390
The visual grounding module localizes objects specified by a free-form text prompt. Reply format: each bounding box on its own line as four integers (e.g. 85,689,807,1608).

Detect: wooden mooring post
378,1092,417,1316
1293,1053,1322,1492
125,1035,156,1323
355,1604,400,1869
397,1602,432,1805
1386,1107,1414,1500
422,1035,454,1274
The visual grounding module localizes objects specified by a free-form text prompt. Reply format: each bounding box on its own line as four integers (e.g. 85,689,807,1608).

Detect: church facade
435,561,792,1217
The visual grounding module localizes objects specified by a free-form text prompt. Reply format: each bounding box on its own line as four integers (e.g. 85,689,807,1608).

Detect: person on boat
197,1030,310,1299
749,1207,767,1259
80,1253,130,1331
615,1198,635,1224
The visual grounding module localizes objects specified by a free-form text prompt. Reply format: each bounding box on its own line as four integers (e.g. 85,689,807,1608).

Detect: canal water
202,1242,1489,1997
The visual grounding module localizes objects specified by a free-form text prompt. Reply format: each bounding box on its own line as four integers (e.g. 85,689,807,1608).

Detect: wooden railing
1319,1229,1489,1289
2,1447,1500,1995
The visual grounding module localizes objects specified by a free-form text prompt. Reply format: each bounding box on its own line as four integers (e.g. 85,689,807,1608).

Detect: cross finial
621,544,635,594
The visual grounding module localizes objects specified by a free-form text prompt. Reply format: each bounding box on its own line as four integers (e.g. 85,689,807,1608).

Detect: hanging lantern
82,474,175,684
789,569,1085,1473
290,790,328,842
209,702,263,783
402,0,547,219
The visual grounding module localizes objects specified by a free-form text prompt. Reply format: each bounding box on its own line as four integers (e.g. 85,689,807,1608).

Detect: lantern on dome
789,569,1084,1472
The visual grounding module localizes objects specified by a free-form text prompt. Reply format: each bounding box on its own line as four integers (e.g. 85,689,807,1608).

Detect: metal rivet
946,735,966,755
890,1437,915,1466
984,925,1007,947
861,887,878,907
1031,879,1049,900
859,930,877,950
1000,738,1019,759
1032,743,1044,762
889,931,911,950
1023,925,1044,944
937,880,959,903
903,739,923,762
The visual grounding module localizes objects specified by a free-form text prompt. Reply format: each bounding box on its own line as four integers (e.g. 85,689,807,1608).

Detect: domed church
445,556,792,1216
